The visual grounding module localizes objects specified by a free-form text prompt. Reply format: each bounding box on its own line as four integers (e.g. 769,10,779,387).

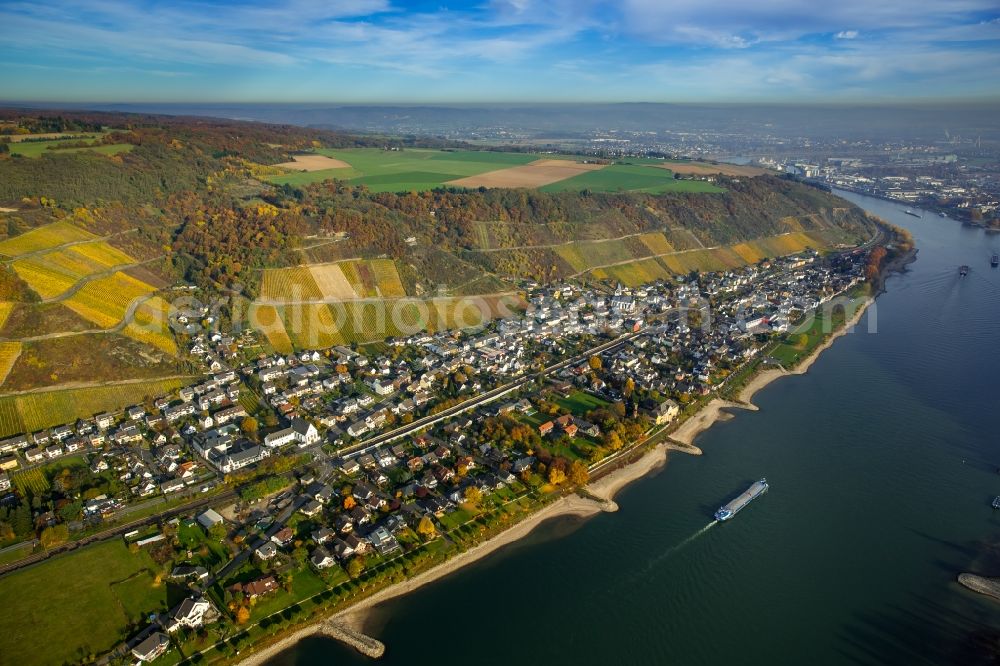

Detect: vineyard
249,304,294,354
592,257,674,286
370,259,406,297
0,377,189,438
0,220,96,258
260,266,323,301
12,467,49,496
554,238,637,274
0,342,23,385
308,263,357,299
258,259,408,302
122,296,177,355
63,271,156,328
283,303,345,349
10,260,78,299
638,232,675,255
250,294,517,350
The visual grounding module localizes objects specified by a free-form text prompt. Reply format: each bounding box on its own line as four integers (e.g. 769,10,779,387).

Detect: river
267,192,1000,665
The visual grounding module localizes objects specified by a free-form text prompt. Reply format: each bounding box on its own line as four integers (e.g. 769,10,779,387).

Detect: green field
267,149,726,194
556,390,610,415
771,288,869,366
539,163,724,194
9,138,133,159
0,539,166,666
269,148,540,191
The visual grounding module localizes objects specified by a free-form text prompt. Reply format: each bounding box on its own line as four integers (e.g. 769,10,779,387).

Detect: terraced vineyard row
12,467,49,496
63,271,156,328
592,257,674,286
249,304,294,354
259,259,409,302
260,266,323,301
370,259,406,297
0,220,96,257
10,260,79,299
123,296,177,355
0,342,23,386
249,295,518,351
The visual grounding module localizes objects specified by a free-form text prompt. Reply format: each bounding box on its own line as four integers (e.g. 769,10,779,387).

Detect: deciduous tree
417,515,436,537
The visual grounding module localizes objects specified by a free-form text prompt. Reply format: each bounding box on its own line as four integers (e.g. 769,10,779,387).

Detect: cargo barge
715,479,769,521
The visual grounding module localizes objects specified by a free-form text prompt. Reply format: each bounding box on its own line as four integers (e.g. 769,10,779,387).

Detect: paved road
340,329,644,461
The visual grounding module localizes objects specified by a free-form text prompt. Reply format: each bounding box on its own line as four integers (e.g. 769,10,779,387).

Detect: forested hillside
0,108,878,392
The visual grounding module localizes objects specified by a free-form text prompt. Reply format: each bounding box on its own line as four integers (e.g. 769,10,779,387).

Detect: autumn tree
462,486,482,505
588,355,602,371
241,416,258,437
547,458,569,485
568,460,590,486
417,515,436,538
40,524,69,549
866,246,887,282
343,495,357,510
236,606,251,624
346,556,365,579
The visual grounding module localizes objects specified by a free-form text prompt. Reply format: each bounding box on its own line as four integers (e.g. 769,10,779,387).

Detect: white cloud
0,0,998,100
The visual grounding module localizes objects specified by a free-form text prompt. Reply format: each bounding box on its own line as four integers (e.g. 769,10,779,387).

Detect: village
0,248,867,663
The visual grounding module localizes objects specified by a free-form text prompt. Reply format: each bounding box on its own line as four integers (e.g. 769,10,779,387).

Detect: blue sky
1,0,999,102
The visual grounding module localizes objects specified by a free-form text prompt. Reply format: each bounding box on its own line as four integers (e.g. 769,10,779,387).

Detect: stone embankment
958,573,1000,602
321,621,386,658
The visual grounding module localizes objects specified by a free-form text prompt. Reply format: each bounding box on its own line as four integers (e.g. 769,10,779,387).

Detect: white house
166,597,213,632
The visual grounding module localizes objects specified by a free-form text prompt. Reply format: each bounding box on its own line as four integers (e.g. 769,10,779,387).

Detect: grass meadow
0,539,167,666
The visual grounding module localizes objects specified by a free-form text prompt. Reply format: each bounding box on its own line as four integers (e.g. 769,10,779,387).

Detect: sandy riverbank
670,400,746,446
666,297,875,450
739,297,874,405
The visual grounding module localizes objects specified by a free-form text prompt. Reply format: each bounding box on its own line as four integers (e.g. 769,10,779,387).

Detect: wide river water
269,192,1000,665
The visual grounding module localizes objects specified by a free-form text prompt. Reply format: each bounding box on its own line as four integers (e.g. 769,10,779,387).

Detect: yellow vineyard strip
603,257,673,286
12,241,139,300
66,241,134,268
260,266,324,301
371,259,406,297
638,232,675,255
123,296,177,355
0,220,96,257
62,272,156,328
249,304,294,354
0,302,15,330
10,260,78,299
0,342,22,386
